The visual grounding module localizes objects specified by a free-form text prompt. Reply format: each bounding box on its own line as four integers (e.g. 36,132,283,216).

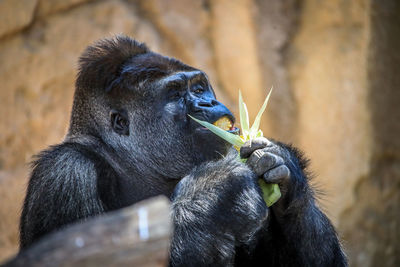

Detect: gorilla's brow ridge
161,71,206,85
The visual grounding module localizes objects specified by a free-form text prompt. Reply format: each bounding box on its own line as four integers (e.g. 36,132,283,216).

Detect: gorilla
20,36,347,266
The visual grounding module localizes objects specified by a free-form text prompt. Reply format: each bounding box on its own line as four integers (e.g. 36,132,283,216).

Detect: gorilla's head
68,36,237,181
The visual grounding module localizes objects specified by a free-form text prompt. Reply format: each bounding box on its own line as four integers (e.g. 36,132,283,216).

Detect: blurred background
0,0,399,266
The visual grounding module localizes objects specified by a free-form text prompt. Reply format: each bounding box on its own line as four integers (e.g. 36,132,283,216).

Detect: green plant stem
240,157,281,207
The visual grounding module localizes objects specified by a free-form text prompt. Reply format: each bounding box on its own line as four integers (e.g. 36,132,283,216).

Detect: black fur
20,36,347,266
170,150,268,266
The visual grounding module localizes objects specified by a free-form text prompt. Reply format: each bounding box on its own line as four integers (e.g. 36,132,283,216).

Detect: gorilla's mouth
213,116,233,131
212,116,239,134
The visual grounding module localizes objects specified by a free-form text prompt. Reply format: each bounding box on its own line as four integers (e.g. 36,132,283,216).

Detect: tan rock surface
210,0,265,119
340,1,400,265
0,0,38,38
287,0,371,225
36,0,93,17
252,0,299,142
0,168,28,262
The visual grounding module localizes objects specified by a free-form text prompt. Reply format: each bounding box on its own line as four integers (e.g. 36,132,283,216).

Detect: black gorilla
20,36,347,266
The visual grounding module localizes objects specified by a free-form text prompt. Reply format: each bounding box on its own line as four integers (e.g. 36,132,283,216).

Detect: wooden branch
3,196,171,267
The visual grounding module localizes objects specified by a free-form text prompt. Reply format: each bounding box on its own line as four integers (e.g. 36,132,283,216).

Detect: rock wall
0,0,398,266
339,1,400,266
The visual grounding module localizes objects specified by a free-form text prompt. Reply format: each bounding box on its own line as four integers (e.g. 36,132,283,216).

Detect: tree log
2,196,171,267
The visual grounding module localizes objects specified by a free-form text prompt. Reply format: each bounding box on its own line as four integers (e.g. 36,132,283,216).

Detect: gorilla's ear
110,109,130,136
76,36,149,92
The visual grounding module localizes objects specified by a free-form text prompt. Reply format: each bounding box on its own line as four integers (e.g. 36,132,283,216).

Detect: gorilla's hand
170,151,268,266
238,138,347,266
240,137,308,218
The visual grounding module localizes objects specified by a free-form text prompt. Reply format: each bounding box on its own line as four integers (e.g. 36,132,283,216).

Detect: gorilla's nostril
198,102,213,108
211,100,219,106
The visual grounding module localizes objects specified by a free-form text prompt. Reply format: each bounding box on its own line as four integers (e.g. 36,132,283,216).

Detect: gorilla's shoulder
21,142,105,247
30,142,98,184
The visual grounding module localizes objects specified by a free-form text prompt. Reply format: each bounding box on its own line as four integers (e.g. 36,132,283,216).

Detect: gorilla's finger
263,165,291,185
259,142,284,156
247,150,284,176
240,137,272,158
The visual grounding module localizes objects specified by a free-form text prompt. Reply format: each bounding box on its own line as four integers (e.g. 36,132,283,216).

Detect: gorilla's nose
189,99,235,125
195,100,219,109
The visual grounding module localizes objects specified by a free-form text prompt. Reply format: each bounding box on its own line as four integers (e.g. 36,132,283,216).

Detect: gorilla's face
126,69,238,179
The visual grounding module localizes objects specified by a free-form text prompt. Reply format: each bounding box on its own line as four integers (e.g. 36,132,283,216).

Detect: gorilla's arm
170,151,268,267
240,139,347,266
260,198,347,267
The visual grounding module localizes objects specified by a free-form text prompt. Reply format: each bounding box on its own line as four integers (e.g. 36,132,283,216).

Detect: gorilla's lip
227,127,240,134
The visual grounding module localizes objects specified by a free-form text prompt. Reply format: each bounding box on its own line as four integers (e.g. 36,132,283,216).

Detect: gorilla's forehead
123,52,196,79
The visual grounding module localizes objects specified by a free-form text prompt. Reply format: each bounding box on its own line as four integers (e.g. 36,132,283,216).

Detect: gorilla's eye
110,109,129,136
193,86,204,94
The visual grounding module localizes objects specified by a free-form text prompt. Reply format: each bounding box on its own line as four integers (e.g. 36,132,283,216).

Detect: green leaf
249,87,273,139
258,180,281,207
188,115,245,147
239,90,250,136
